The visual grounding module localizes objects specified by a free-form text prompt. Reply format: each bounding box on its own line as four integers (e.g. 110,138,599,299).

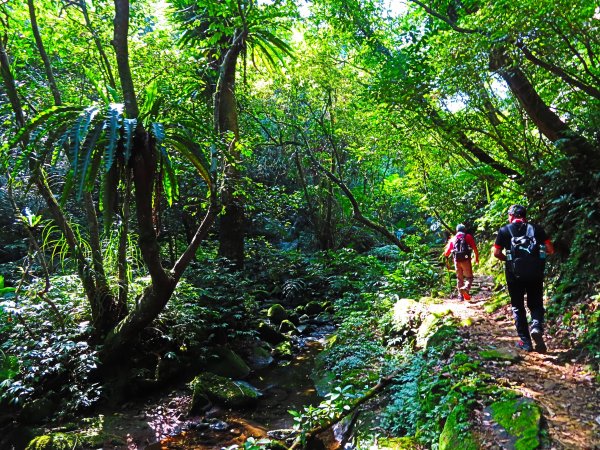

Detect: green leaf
160,147,179,207
123,118,137,162
166,131,212,187
104,104,124,172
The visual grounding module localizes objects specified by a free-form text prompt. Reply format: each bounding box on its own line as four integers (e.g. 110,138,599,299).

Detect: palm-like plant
170,0,296,267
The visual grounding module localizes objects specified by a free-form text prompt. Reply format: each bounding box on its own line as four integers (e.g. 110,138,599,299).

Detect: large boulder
304,301,323,316
267,304,288,326
278,319,298,335
246,344,274,371
205,346,250,379
439,405,480,450
258,322,286,345
189,372,260,411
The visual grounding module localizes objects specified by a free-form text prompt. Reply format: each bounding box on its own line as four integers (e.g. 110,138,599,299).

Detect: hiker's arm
493,244,505,261
544,240,555,255
467,235,480,263
443,240,452,257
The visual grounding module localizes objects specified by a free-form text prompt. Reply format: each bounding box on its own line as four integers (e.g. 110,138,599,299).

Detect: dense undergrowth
1,173,599,449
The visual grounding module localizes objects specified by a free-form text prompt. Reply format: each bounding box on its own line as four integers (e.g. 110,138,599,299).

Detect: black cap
508,204,526,218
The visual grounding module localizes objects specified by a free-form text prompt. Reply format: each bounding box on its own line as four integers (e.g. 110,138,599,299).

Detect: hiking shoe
516,340,533,352
460,289,471,301
530,327,547,353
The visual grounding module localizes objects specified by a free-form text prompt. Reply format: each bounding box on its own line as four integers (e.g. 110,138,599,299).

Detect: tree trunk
215,30,247,268
27,0,62,105
490,48,600,174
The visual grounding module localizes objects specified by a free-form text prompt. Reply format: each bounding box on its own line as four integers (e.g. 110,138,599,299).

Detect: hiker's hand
475,259,480,265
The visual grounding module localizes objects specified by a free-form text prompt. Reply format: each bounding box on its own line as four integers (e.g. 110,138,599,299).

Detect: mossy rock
390,298,425,335
305,301,323,315
273,340,293,359
377,436,421,449
424,324,459,351
490,398,542,449
278,319,298,335
25,428,116,450
479,348,521,363
438,405,479,450
190,372,260,409
484,292,510,314
247,344,274,370
206,346,251,379
258,322,286,345
267,304,287,325
26,433,76,450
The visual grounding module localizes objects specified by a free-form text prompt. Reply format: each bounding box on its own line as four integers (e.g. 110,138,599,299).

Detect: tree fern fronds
166,131,212,187
123,118,137,162
159,146,179,207
77,122,105,200
104,103,124,172
151,122,166,148
60,170,75,207
1,105,83,155
72,107,100,176
102,164,119,231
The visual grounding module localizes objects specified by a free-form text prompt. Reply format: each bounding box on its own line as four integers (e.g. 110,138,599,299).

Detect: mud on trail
434,275,600,449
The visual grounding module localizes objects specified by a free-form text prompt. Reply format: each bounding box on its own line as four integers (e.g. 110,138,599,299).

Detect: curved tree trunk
490,49,600,174
27,0,62,106
215,30,247,268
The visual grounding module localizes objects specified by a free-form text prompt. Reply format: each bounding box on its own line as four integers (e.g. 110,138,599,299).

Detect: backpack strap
507,222,526,238
526,224,535,238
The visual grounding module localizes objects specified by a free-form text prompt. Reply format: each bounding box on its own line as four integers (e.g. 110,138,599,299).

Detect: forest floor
436,274,600,450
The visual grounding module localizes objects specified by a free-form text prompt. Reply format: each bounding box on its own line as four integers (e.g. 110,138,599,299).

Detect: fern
166,129,212,186
123,118,137,162
104,104,123,172
77,122,104,199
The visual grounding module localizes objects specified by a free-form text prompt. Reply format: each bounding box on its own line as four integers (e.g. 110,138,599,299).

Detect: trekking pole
444,255,454,298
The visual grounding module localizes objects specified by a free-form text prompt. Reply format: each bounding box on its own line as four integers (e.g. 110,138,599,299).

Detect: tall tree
172,0,294,267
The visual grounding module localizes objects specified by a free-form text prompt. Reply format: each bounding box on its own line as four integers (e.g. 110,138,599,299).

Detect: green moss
273,340,293,358
479,348,520,362
460,317,474,326
423,324,459,351
267,304,287,325
490,398,542,450
484,292,509,313
26,433,76,450
377,436,421,449
190,372,259,408
206,346,250,378
438,405,479,450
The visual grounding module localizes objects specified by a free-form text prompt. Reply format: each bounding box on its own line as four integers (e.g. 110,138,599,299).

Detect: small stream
154,325,336,450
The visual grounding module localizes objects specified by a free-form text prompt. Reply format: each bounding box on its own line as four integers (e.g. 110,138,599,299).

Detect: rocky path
436,275,600,449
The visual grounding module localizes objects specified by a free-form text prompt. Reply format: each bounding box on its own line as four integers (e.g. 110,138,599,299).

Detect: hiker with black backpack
444,224,480,301
493,205,555,353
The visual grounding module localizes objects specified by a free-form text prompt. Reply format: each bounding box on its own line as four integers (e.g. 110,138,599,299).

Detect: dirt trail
434,275,600,449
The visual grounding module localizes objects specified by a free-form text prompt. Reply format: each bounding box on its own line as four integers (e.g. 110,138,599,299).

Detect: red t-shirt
444,232,478,257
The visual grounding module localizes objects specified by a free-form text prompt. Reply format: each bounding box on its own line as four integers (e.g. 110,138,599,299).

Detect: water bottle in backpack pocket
507,223,544,281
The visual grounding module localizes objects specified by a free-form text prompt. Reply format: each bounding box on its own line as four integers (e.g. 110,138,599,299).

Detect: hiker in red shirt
444,224,480,301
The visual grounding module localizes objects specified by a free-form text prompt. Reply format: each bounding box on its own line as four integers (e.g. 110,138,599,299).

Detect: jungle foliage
0,0,599,447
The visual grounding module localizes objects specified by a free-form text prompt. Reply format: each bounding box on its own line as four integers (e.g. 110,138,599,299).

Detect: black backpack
452,233,472,261
507,223,544,281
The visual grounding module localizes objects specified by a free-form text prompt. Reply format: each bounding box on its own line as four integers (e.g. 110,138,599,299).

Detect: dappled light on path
437,275,600,449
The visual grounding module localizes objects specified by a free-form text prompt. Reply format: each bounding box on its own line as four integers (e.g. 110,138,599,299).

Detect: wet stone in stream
154,327,335,449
